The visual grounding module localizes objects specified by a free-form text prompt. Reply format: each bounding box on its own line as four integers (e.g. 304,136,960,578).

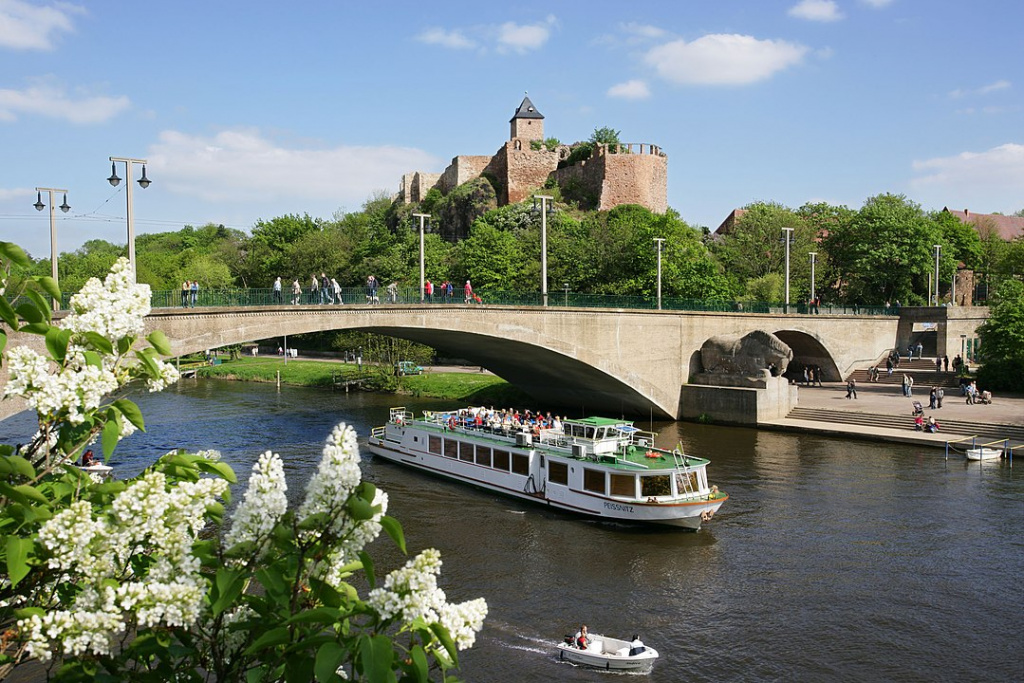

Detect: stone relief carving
700,330,793,377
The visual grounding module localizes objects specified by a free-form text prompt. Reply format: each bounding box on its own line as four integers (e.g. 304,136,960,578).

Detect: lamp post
933,244,941,306
806,250,815,307
782,227,794,309
33,187,70,310
563,282,569,306
533,195,553,306
413,213,430,303
653,237,665,310
107,156,151,282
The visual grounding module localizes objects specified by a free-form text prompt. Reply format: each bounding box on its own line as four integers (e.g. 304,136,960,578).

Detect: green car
396,361,423,376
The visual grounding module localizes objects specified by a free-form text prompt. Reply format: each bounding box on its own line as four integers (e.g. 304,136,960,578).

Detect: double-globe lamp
33,187,70,310
107,157,151,283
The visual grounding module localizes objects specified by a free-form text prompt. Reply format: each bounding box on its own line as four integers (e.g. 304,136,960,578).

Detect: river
2,379,1021,682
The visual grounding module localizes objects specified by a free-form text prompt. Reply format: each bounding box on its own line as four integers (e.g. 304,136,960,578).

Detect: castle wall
438,156,493,194
400,172,442,203
596,146,668,214
510,117,543,142
503,142,559,205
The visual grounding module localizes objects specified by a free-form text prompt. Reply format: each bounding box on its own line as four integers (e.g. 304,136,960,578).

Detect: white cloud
607,79,651,100
148,128,441,205
949,79,1011,99
416,27,476,50
0,0,82,50
789,0,844,22
0,187,30,201
496,15,556,54
910,143,1024,212
0,79,129,123
861,0,894,7
621,22,667,40
644,34,809,85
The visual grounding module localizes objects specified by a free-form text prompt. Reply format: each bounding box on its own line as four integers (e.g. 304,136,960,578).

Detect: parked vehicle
395,361,423,376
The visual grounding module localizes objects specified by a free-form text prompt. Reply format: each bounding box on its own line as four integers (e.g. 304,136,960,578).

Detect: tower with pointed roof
510,94,544,143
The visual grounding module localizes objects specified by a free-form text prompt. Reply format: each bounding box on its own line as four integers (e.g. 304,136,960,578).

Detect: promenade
764,379,1023,452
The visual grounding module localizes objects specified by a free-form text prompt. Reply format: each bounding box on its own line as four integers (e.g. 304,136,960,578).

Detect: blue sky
1,0,1021,260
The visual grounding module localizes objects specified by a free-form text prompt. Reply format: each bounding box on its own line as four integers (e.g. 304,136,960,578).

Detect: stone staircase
785,407,1024,445
846,357,961,388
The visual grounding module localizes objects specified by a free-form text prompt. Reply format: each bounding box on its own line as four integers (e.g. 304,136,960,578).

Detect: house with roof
942,208,1024,241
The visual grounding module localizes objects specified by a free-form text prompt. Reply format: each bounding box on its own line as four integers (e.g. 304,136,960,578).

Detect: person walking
181,280,190,308
846,378,857,399
936,386,944,409
310,274,319,304
190,280,199,308
332,278,343,304
320,273,330,304
273,276,282,304
464,280,473,304
291,279,301,305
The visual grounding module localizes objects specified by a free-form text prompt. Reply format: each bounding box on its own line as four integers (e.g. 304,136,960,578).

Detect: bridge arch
773,329,842,382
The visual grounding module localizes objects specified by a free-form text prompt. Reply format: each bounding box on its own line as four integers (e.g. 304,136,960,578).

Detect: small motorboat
556,633,658,672
965,447,1003,461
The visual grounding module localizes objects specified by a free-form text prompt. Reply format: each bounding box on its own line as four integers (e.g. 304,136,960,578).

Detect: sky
1,0,1022,260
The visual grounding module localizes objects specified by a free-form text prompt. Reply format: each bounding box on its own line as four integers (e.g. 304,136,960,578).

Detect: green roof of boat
566,417,632,427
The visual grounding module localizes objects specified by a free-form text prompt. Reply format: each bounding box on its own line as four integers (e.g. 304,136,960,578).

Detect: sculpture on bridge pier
699,330,793,379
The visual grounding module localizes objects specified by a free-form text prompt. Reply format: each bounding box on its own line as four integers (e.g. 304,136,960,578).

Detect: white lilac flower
63,258,150,343
318,489,388,587
367,549,446,623
224,451,288,560
297,424,363,533
147,360,180,392
439,598,488,650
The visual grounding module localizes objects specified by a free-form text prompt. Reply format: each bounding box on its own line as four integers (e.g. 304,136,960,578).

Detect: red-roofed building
943,208,1024,241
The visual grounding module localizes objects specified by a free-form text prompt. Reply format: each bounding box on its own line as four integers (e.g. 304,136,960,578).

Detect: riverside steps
761,380,1024,451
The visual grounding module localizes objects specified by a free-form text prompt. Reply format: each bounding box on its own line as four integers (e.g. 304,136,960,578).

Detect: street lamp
107,157,151,282
933,244,941,306
532,195,554,306
413,213,430,303
563,282,569,306
33,187,70,310
782,227,794,309
653,237,665,310
808,251,817,311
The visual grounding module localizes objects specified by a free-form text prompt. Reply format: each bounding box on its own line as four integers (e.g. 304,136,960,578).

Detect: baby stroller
911,401,923,416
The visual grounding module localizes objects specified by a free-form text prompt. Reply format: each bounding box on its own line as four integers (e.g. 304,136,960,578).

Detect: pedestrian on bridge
291,279,301,305
273,277,282,304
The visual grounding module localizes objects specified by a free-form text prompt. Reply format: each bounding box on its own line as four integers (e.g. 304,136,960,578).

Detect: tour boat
366,407,727,529
556,633,658,672
965,447,1003,461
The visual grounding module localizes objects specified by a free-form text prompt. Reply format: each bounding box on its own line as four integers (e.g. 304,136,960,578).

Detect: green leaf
84,331,114,355
44,327,72,363
346,496,374,521
20,322,48,335
112,398,146,431
285,606,342,626
11,484,48,505
0,455,36,480
408,645,429,683
379,516,406,555
117,335,133,355
298,511,331,531
37,276,61,302
212,568,246,616
195,459,237,483
0,330,6,355
0,297,17,329
358,635,395,683
243,626,291,656
147,329,173,356
14,303,43,324
135,347,161,375
358,550,376,589
83,350,103,369
6,536,33,586
0,241,32,268
429,623,458,664
101,414,121,458
314,642,347,683
22,290,52,323
13,606,45,620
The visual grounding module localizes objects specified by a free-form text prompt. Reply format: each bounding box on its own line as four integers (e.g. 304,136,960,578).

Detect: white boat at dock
367,407,727,529
965,447,1003,461
556,633,658,672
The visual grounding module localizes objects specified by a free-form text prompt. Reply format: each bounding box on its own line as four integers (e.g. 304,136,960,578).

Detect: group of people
913,414,941,433
272,275,479,306
273,274,346,305
443,407,564,435
800,365,824,386
963,380,992,405
180,280,199,308
424,279,477,304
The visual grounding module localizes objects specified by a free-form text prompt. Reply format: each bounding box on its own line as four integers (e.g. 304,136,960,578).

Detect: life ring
645,450,661,459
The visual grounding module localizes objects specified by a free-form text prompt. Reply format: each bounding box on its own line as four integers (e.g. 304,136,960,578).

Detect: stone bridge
1,304,987,422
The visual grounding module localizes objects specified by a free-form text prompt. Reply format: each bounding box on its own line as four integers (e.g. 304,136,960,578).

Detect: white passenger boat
367,407,727,529
965,447,1003,461
556,633,658,672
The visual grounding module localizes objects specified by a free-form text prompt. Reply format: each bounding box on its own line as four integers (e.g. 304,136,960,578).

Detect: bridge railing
16,288,897,316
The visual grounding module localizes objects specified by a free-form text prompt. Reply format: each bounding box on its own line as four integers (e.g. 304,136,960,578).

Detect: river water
2,379,1021,682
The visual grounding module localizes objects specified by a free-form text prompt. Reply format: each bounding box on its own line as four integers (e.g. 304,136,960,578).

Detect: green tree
589,126,621,147
976,279,1024,391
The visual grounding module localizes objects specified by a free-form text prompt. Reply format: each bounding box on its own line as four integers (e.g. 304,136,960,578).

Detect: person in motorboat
80,449,95,467
574,625,590,649
629,635,647,656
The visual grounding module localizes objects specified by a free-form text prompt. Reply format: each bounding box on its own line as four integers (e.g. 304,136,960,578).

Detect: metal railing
17,287,898,316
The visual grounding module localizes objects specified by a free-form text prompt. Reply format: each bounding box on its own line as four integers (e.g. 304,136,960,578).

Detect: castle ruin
399,95,668,214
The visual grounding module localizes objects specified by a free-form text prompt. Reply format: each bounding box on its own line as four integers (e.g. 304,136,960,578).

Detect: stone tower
509,94,544,143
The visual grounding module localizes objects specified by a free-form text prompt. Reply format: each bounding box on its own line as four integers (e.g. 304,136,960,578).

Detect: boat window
475,446,492,467
511,453,529,476
459,442,473,462
641,474,671,497
583,469,605,494
548,461,568,485
493,450,511,471
443,439,458,459
609,473,635,497
429,435,442,455
675,471,698,494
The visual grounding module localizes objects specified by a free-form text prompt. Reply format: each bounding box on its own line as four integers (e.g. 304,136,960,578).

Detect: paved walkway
762,380,1023,451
